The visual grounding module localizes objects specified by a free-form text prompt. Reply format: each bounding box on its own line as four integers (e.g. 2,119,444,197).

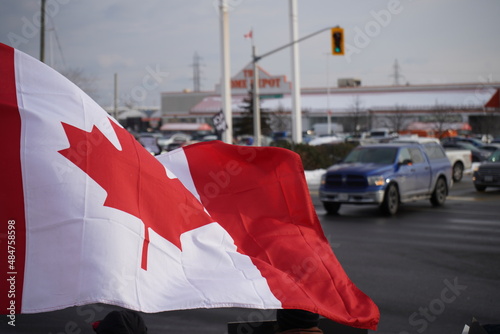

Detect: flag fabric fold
0,43,379,330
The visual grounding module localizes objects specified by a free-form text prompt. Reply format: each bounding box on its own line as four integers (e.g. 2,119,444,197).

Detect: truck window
423,143,447,160
398,148,412,164
344,147,397,164
409,148,426,163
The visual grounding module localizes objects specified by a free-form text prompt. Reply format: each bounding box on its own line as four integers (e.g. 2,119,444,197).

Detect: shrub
270,141,358,170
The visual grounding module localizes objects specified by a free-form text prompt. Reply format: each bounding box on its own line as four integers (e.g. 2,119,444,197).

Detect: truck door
396,148,416,197
409,147,432,194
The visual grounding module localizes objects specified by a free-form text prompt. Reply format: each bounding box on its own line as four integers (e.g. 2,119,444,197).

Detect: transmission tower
191,52,204,92
390,59,405,86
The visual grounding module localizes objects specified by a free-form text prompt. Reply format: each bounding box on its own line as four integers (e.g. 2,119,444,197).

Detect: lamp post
219,0,233,144
252,46,261,146
289,0,302,143
40,0,46,62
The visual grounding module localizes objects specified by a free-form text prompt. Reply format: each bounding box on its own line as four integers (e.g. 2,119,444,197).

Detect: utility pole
40,0,46,62
114,73,118,120
289,0,302,144
326,53,332,135
252,46,261,146
219,0,233,144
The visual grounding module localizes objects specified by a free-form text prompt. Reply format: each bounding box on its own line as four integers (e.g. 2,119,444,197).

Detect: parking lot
312,174,500,333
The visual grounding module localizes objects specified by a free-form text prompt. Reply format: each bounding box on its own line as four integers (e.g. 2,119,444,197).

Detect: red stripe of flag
0,43,26,315
182,141,379,329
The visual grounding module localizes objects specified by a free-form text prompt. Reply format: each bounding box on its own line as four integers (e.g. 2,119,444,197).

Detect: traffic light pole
252,26,333,145
254,26,332,63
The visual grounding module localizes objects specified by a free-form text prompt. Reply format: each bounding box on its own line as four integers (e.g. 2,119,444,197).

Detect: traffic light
331,27,344,55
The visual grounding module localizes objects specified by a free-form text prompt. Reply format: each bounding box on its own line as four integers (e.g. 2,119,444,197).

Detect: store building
160,63,500,138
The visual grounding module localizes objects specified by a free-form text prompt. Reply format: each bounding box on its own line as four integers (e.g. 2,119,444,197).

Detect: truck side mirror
399,159,413,166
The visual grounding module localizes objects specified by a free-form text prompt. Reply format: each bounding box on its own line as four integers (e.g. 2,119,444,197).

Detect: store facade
160,64,500,138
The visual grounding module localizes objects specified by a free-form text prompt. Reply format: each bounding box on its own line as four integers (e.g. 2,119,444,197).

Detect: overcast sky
1,0,499,107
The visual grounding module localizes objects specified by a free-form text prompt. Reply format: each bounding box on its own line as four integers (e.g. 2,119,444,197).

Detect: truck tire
475,184,486,192
380,183,399,215
430,177,447,206
452,162,464,182
323,202,341,215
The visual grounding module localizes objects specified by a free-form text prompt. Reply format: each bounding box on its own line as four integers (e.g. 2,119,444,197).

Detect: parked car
480,143,500,153
165,142,187,151
157,133,191,151
137,134,161,155
441,141,491,162
472,134,494,143
344,132,368,144
308,135,343,146
441,136,487,148
360,128,398,144
319,142,452,215
472,148,500,191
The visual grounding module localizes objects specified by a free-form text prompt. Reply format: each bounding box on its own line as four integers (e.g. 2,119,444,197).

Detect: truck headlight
320,174,326,185
367,175,386,186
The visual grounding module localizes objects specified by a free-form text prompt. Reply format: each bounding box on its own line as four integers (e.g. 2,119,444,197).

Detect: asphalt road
311,174,500,334
2,175,499,334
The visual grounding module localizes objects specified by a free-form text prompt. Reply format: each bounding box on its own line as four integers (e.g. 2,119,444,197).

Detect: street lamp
252,46,261,146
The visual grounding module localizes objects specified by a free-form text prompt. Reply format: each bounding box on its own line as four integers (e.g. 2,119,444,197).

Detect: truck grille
325,174,367,188
478,166,500,177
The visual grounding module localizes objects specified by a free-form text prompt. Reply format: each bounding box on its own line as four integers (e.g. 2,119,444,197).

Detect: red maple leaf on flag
58,119,213,270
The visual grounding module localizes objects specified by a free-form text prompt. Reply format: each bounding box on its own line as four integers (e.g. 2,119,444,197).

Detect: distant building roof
188,85,498,115
190,95,247,113
159,122,212,131
162,63,500,117
117,109,146,120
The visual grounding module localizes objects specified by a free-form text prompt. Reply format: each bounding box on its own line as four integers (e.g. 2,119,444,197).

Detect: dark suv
473,149,500,191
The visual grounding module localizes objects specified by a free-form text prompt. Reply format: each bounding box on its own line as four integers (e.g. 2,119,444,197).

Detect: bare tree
60,67,99,100
431,103,457,138
268,104,291,133
384,104,410,133
123,97,136,110
347,96,366,134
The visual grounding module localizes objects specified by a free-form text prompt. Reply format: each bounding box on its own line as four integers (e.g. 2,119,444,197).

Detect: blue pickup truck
319,142,453,215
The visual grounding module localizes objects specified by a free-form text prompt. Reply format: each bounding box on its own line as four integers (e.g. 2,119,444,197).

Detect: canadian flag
0,43,379,330
244,30,253,39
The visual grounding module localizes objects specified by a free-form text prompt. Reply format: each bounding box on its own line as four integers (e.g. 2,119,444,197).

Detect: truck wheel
430,177,447,206
380,183,399,215
323,202,341,215
452,162,464,182
475,185,486,192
